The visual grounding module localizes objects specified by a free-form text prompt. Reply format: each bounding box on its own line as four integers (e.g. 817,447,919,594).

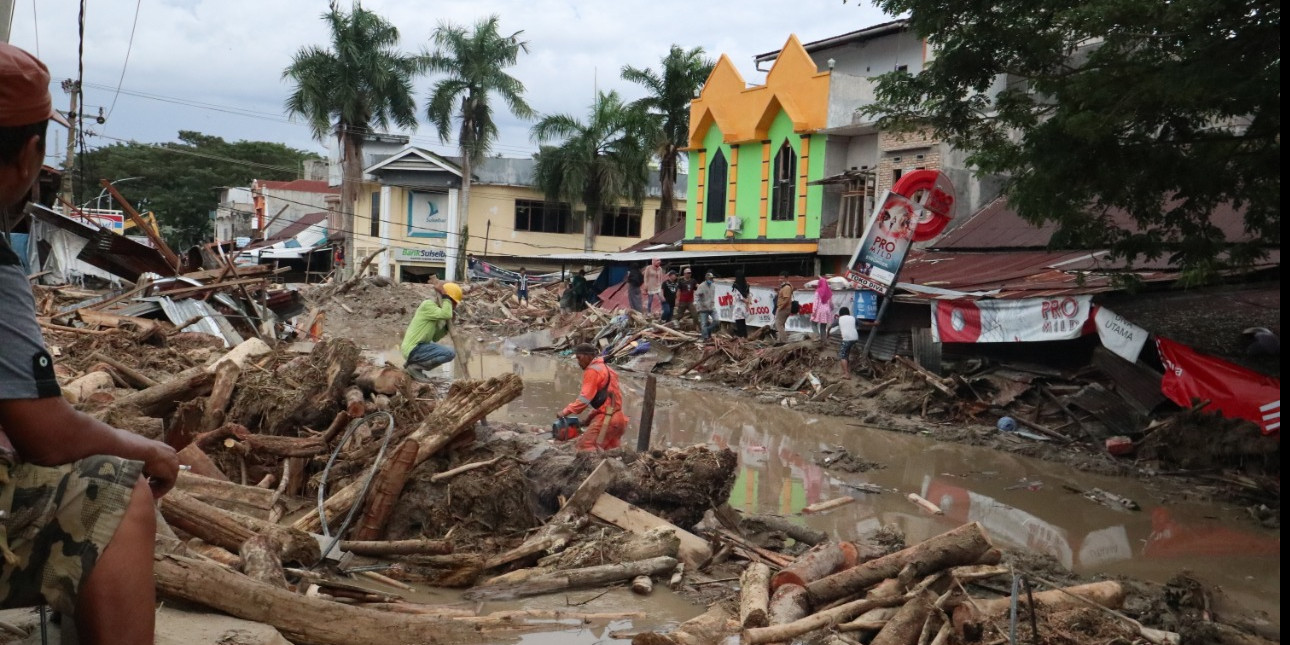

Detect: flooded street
398,339,1280,643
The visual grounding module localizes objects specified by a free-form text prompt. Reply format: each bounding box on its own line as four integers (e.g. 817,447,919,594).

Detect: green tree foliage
425,15,534,277
622,45,715,232
283,1,424,263
531,91,653,251
864,0,1279,281
77,131,319,248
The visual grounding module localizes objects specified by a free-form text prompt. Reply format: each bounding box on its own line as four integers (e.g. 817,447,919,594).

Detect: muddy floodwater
388,339,1280,643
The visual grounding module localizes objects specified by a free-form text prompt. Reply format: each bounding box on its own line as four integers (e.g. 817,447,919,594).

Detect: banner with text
931,295,1094,343
1156,337,1281,436
710,285,877,333
1093,306,1149,362
406,191,450,238
844,190,918,295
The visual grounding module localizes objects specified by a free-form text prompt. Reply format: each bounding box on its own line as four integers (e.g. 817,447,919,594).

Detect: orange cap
0,43,69,128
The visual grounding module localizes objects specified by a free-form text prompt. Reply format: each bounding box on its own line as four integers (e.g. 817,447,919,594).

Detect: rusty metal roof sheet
896,250,1183,300
934,196,1259,251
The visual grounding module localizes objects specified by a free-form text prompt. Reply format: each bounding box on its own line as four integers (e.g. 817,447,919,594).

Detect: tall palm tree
622,46,715,232
425,15,534,280
532,91,653,251
283,1,424,272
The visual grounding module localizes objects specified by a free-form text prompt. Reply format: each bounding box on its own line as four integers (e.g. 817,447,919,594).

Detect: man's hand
142,440,180,498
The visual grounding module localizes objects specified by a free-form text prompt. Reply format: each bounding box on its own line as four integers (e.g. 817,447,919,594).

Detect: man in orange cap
0,42,178,644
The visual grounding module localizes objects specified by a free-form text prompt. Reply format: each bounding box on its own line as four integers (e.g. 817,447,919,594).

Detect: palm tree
532,91,653,251
283,1,424,272
622,46,715,232
425,15,534,280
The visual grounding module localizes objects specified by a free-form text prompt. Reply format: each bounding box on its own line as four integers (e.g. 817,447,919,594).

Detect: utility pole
59,79,80,206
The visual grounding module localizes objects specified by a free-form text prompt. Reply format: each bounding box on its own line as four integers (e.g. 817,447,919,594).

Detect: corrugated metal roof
896,250,1184,300
159,297,242,347
535,250,804,263
623,221,686,252
29,204,175,279
754,19,909,62
934,196,1259,250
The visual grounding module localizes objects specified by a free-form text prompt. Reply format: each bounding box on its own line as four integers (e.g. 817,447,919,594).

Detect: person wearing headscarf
731,270,751,338
810,275,835,343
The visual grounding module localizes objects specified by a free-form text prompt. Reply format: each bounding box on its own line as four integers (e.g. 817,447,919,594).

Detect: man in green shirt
401,281,463,381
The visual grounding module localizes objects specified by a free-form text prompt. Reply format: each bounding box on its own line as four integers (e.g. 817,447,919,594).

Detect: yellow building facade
352,147,672,282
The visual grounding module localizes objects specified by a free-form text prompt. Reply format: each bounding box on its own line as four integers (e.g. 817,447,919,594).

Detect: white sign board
1093,306,1149,363
931,295,1093,343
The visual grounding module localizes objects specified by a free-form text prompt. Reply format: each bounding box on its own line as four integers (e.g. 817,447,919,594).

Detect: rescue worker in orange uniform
559,344,629,451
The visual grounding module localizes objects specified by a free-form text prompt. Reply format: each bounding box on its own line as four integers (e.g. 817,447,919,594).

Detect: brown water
388,340,1281,643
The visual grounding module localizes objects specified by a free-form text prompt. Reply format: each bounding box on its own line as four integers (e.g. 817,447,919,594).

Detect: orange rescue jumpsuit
560,356,628,451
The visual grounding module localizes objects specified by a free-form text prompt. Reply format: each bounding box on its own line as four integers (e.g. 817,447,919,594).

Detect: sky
9,0,892,168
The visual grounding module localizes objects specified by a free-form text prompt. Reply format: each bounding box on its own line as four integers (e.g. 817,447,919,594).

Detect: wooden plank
78,309,163,333
590,493,712,568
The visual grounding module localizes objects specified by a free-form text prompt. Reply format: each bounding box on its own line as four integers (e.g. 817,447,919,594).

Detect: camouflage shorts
0,455,143,615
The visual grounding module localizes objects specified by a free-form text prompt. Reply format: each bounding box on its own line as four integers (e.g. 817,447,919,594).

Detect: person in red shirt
559,344,629,451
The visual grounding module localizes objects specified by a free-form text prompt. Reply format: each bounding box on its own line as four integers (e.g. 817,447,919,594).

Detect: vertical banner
1093,306,1149,363
407,190,450,238
844,190,917,295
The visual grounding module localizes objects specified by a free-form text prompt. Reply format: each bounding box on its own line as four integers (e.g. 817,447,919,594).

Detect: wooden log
802,496,855,514
207,337,271,372
240,535,289,590
154,554,503,645
88,351,159,389
739,563,772,628
741,514,827,546
870,588,934,645
322,410,352,444
592,493,713,568
344,386,366,418
768,584,810,627
352,438,419,540
464,556,678,601
429,456,501,482
906,493,943,515
203,359,241,431
338,539,453,557
176,470,274,511
631,605,734,645
355,365,408,395
186,539,241,568
241,433,328,457
669,563,685,590
163,399,205,451
806,522,993,605
293,374,523,534
484,458,621,571
99,364,215,418
63,370,115,405
840,578,904,632
772,542,858,591
177,443,229,482
746,590,912,645
631,575,654,595
78,309,163,335
160,489,320,565
959,580,1125,618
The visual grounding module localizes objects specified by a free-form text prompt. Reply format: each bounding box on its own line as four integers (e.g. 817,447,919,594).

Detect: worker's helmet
442,282,463,304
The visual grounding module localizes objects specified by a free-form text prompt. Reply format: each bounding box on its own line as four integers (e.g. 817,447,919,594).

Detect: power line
105,0,143,121
30,0,40,57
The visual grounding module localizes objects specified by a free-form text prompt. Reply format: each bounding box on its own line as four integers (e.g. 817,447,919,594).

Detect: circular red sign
892,170,957,242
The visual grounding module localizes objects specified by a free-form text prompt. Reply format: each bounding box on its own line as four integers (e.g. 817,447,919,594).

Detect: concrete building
250,178,339,240
348,145,684,282
684,21,1004,268
212,186,254,242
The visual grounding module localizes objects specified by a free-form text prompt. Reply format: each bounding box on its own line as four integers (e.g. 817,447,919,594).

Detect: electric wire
105,0,144,121
30,0,40,57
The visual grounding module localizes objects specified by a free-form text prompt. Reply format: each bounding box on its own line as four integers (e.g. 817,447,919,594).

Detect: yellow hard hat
441,282,463,304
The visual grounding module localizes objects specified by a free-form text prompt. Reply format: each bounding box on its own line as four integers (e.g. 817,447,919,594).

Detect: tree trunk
772,541,857,591
464,556,678,601
352,438,419,540
63,370,116,404
456,155,472,282
741,514,827,546
954,581,1125,625
870,589,934,645
806,522,993,605
745,592,910,645
768,583,810,626
154,553,499,645
740,562,772,628
293,374,523,534
355,366,407,395
590,493,712,568
583,206,597,251
175,470,275,512
176,443,229,481
161,489,320,565
631,575,654,595
203,360,241,432
98,364,214,419
338,539,453,557
658,150,676,232
339,131,362,277
240,535,289,590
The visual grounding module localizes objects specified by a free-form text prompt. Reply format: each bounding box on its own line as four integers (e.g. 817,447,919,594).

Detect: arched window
706,149,728,223
771,142,797,221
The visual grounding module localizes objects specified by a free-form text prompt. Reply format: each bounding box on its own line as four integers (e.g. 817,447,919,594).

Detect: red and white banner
1156,337,1281,436
931,295,1093,343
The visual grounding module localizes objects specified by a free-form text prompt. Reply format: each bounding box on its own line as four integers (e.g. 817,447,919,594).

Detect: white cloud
10,0,891,164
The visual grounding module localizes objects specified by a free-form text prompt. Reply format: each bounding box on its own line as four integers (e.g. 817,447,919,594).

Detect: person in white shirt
829,306,860,379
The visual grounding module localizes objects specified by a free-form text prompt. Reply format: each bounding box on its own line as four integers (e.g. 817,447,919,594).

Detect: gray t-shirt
0,236,60,400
